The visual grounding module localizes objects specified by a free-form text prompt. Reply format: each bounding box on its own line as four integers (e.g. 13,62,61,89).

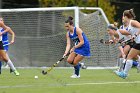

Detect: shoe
14,70,20,76
115,71,127,79
136,64,140,73
70,74,80,78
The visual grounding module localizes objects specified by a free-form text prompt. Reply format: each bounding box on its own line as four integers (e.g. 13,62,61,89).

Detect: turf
0,68,140,93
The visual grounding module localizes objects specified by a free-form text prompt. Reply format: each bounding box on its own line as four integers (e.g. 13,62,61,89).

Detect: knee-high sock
137,56,140,66
119,58,125,72
133,61,138,66
7,59,16,71
124,60,133,74
74,63,80,76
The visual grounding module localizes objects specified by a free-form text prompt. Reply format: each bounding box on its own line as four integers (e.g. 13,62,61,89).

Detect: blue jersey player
63,16,90,78
0,17,19,76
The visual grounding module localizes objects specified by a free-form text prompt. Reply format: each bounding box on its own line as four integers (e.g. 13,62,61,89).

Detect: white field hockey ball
34,76,38,79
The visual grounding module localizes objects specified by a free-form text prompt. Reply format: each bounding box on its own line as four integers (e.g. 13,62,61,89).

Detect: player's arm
131,20,140,36
74,27,84,48
7,27,15,44
64,32,71,56
119,29,131,35
0,22,10,35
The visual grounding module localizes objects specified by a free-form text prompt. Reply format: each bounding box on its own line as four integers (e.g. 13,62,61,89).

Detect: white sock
119,58,125,71
7,59,16,71
124,60,133,74
137,56,140,66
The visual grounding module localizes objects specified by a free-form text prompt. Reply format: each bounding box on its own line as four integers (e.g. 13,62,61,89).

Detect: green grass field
0,68,140,93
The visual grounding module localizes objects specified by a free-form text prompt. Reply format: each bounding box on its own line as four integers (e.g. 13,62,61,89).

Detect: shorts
132,43,140,50
3,42,9,51
125,40,136,48
74,43,90,57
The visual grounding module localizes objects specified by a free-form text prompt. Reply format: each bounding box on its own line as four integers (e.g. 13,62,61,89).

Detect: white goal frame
0,6,110,27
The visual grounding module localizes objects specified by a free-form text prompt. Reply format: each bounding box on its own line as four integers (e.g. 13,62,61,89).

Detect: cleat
14,70,20,76
115,71,127,79
70,74,80,78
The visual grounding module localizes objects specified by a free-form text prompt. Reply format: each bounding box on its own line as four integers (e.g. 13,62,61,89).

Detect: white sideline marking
0,85,34,89
0,81,140,89
66,81,140,86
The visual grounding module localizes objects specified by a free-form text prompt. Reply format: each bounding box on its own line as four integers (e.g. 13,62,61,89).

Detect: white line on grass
0,85,34,89
66,81,140,86
0,81,140,89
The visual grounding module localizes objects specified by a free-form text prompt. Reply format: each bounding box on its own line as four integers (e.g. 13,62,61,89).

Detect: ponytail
129,9,136,19
123,8,136,19
65,16,73,25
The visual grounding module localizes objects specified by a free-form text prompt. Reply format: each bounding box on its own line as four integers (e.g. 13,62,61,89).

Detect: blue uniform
0,28,9,51
68,27,90,57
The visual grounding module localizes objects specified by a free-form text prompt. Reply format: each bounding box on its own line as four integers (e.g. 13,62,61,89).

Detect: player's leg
0,50,19,76
136,55,140,73
0,61,1,74
72,54,84,77
67,52,84,78
116,48,139,78
119,45,130,71
124,48,139,73
67,52,78,78
5,53,19,75
117,55,124,72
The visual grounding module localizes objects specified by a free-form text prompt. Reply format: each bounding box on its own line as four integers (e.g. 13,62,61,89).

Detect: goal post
0,7,118,67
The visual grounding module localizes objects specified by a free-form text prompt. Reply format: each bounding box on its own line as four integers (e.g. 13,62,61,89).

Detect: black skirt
0,41,4,50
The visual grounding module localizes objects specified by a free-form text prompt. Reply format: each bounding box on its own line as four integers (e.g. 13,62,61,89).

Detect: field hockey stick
100,39,114,44
42,53,69,75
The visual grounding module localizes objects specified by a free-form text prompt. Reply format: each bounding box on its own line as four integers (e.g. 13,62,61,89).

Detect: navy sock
0,61,2,74
74,63,80,76
133,61,138,67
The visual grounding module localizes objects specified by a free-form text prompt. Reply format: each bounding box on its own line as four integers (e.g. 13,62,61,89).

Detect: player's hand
132,34,138,40
63,53,67,58
109,40,114,44
70,47,75,53
10,40,14,45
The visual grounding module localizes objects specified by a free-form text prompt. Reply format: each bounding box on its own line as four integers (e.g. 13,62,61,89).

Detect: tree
39,0,116,23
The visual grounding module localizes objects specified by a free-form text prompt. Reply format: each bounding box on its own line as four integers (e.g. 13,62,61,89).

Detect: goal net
0,7,118,67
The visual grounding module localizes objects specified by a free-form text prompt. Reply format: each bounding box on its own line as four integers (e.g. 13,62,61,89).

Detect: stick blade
42,70,47,75
100,39,104,43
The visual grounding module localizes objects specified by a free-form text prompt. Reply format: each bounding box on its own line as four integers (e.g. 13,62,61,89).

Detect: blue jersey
68,27,90,56
0,28,9,51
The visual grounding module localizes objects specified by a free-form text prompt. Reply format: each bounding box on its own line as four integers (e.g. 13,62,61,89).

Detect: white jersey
119,25,131,41
127,20,140,43
116,25,130,42
0,27,3,41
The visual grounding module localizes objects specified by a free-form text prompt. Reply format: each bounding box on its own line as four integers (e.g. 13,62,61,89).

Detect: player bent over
63,16,90,78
